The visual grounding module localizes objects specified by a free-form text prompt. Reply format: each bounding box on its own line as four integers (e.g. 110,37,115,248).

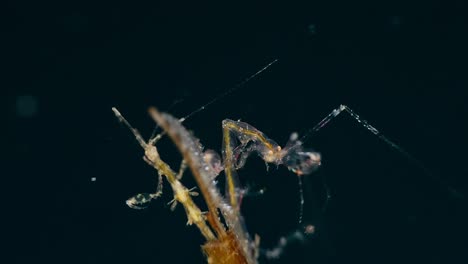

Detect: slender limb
222,119,321,219
222,123,244,209
168,198,178,211
176,160,187,180
156,172,163,196
222,119,282,165
297,176,305,224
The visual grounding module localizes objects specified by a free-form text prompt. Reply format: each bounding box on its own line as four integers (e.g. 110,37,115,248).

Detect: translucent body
222,119,322,208
114,107,323,264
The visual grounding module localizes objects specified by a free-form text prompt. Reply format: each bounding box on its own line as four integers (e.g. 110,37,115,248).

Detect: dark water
5,1,468,263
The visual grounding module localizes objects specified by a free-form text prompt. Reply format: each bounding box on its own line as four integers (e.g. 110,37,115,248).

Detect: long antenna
147,59,278,145
179,59,278,123
148,98,185,142
301,104,465,201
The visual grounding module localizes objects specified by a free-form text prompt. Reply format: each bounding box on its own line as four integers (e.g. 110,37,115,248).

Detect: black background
5,0,468,263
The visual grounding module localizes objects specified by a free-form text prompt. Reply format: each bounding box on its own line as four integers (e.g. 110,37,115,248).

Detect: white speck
304,225,315,234
91,177,96,182
290,132,298,141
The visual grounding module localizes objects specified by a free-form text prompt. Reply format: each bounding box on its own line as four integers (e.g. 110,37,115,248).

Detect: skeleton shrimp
113,103,323,264
113,100,461,263
112,59,462,263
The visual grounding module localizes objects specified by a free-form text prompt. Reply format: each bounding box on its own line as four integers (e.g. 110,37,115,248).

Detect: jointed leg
176,160,187,180
221,119,322,224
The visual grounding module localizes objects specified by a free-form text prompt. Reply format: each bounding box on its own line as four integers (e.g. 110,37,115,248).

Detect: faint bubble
390,16,402,27
307,24,316,34
16,95,38,118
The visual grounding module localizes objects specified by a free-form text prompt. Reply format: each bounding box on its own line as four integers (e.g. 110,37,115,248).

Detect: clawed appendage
126,192,162,210
222,118,322,219
222,120,322,177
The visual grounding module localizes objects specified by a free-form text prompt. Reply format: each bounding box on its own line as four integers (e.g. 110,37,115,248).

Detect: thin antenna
178,59,278,123
301,104,465,201
149,98,185,141
148,58,278,145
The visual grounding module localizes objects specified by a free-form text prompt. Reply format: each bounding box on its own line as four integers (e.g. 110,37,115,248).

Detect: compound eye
284,150,321,175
